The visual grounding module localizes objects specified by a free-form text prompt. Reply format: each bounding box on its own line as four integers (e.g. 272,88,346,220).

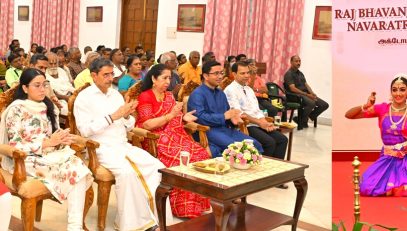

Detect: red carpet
333,161,407,230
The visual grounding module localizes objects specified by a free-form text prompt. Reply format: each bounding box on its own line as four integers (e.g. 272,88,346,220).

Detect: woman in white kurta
0,68,93,231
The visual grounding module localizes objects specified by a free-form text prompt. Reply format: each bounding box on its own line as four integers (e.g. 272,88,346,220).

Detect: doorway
120,0,159,53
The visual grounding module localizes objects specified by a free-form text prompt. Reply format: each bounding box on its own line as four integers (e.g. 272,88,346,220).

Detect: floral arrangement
222,140,262,167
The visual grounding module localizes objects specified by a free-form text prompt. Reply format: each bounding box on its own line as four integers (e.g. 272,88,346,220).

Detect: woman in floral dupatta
0,68,93,230
136,64,210,218
345,74,407,197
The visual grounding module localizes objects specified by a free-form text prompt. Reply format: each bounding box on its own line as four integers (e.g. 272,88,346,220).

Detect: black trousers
247,126,288,160
300,96,329,126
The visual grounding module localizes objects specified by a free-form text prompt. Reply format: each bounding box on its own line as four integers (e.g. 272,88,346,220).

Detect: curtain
203,0,304,84
31,0,80,49
0,0,14,53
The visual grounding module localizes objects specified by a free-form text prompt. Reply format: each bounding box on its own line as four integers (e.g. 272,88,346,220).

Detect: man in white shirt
224,61,288,161
45,52,75,116
74,58,171,231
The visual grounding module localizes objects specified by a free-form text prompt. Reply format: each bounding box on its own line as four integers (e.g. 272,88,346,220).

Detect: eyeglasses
208,71,224,76
28,81,50,89
102,72,115,78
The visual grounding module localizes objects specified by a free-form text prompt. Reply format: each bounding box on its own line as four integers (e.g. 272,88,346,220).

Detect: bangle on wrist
164,114,170,122
361,104,367,112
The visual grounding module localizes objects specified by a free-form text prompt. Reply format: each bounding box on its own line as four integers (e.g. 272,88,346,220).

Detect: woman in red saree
136,64,210,218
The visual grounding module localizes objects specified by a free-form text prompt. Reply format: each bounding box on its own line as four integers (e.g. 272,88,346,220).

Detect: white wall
78,0,122,51
14,0,33,51
12,0,121,52
299,0,332,122
155,0,208,59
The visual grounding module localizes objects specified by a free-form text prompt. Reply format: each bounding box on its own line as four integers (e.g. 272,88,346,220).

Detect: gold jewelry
164,114,170,122
389,104,407,129
391,104,407,112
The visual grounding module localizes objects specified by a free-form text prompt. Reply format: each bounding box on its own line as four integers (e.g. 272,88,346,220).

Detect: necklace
391,104,407,112
152,89,164,101
389,104,407,129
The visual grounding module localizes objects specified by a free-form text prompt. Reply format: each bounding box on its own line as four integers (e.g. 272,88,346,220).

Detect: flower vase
233,162,251,170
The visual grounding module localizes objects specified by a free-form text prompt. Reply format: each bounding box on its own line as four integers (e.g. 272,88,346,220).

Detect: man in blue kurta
187,60,263,157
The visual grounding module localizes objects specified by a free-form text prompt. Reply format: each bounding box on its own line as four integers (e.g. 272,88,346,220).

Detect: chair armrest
184,122,210,133
129,128,160,157
184,122,210,149
238,118,250,135
268,94,286,101
69,135,100,173
0,144,27,190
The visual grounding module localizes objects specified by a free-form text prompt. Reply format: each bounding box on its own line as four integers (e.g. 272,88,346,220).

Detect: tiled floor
10,124,331,231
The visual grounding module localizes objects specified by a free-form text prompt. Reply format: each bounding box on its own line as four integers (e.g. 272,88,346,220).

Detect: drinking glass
180,151,190,170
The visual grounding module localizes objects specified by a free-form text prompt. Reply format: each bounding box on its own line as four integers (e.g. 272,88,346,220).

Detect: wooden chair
176,81,212,156
219,77,233,90
0,85,94,231
67,83,159,230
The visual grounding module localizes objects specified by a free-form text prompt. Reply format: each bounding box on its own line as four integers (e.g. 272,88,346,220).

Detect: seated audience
67,47,85,79
5,39,20,60
201,51,216,65
0,68,93,230
187,61,263,157
29,43,38,57
96,45,105,55
57,49,74,83
36,46,47,54
74,58,171,231
136,64,210,218
178,51,202,85
74,52,100,89
121,46,131,64
160,52,180,91
135,45,144,56
110,49,126,88
177,53,187,67
5,53,23,87
247,59,279,117
140,55,149,77
235,53,247,62
224,55,236,80
102,48,112,59
45,53,75,116
14,47,28,68
118,55,143,92
81,46,92,64
224,61,288,160
284,55,329,129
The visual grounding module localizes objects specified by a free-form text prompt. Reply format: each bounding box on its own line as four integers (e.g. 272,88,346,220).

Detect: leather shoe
276,184,289,189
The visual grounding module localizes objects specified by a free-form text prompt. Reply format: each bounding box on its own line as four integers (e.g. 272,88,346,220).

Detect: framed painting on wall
177,4,206,32
86,6,103,22
18,6,29,21
312,6,332,40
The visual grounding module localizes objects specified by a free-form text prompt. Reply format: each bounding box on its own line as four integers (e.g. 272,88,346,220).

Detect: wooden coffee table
156,158,308,231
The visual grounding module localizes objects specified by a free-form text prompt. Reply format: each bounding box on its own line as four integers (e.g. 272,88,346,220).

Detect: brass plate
192,160,231,175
